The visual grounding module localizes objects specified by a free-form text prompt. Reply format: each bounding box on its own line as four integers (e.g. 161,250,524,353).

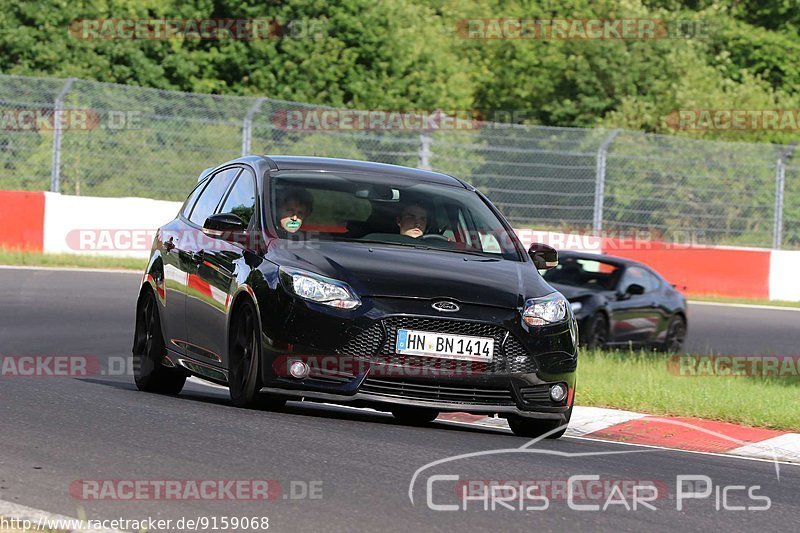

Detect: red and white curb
437,407,800,464
185,378,800,464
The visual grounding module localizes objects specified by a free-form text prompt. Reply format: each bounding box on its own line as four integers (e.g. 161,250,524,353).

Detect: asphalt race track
1,267,798,532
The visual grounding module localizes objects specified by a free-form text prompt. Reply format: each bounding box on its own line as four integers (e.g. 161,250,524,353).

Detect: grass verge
0,248,145,271
578,349,800,431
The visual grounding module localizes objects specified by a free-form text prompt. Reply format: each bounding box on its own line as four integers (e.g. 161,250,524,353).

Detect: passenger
396,203,428,238
276,188,313,234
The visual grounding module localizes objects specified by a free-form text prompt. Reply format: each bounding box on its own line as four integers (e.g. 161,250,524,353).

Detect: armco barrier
769,250,800,301
42,192,181,258
1,190,799,301
602,239,772,300
0,190,46,251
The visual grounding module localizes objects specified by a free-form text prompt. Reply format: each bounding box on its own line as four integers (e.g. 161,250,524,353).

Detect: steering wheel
420,234,450,242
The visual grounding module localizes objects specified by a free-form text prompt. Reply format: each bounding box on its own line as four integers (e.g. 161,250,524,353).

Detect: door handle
191,250,205,264
163,237,176,252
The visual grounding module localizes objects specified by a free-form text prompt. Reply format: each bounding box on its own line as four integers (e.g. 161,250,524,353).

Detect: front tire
508,407,572,439
133,289,186,394
228,300,266,408
582,313,608,349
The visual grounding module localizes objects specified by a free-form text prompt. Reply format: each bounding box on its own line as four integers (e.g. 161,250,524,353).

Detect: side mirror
528,243,558,270
626,283,645,296
203,213,247,238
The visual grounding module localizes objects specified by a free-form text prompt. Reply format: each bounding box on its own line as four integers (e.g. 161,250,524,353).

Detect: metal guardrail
0,73,797,249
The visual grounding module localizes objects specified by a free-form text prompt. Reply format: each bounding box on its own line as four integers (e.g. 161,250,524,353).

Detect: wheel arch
225,284,263,369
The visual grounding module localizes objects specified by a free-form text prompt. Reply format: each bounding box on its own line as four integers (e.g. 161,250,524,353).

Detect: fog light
289,360,310,379
549,383,567,403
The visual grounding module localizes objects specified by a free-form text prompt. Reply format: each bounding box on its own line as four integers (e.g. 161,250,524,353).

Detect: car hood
268,241,554,308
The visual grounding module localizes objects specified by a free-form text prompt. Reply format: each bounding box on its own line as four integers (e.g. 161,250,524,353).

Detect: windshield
269,171,521,260
543,257,622,290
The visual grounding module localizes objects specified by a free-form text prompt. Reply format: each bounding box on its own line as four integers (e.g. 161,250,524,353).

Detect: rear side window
219,169,257,226
188,167,240,226
622,266,660,293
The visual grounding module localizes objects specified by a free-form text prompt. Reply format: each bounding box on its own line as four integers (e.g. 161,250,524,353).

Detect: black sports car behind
542,251,687,351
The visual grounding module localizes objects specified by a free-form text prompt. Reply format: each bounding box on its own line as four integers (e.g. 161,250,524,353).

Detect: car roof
263,156,469,188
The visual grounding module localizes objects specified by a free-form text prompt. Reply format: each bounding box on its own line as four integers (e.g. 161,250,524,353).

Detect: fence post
773,142,797,249
418,132,432,170
592,129,621,234
50,77,76,193
242,97,266,157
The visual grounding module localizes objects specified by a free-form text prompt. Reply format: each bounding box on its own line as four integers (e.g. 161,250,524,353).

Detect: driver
396,203,428,238
276,187,314,234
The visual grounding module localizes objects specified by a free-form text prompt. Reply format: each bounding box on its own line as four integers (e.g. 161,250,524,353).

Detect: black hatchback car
542,251,687,351
133,156,578,438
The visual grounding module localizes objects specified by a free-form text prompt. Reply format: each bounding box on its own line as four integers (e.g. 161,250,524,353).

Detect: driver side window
219,169,256,227
188,167,241,226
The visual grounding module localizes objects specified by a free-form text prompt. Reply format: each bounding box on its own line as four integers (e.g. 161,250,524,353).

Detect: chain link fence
0,73,797,249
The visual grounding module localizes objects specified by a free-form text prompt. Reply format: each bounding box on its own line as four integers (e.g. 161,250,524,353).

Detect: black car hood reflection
547,282,608,300
269,240,553,308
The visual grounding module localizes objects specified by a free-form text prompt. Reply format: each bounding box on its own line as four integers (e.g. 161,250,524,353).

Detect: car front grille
336,316,537,374
335,323,384,359
359,378,516,406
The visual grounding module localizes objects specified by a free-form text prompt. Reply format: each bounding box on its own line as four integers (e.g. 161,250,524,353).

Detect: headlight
280,267,361,309
523,292,568,326
570,301,583,314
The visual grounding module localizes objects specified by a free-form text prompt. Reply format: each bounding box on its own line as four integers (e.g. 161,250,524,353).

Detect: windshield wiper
351,238,432,250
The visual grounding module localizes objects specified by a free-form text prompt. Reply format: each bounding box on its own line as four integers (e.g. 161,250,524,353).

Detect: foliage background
1,0,799,247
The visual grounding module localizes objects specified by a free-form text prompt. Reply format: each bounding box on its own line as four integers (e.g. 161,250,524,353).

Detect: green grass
578,349,800,431
689,295,800,309
0,248,146,271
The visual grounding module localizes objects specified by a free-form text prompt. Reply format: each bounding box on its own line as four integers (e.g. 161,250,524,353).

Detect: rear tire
133,289,186,395
391,407,439,425
660,314,687,353
228,300,267,408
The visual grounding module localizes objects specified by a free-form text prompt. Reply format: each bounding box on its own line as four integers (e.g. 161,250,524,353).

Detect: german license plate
395,329,494,362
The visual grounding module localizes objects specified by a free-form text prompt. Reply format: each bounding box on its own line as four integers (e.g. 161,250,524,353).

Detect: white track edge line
0,264,140,275
689,300,800,312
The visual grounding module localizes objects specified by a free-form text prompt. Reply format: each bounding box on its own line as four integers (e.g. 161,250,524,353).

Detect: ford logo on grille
432,301,460,313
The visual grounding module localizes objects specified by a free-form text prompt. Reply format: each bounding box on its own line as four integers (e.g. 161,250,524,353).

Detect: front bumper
258,293,578,419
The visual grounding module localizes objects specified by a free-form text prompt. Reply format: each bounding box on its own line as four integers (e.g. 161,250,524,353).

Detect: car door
645,269,674,342
159,180,209,356
181,166,241,363
609,266,659,344
188,167,258,369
